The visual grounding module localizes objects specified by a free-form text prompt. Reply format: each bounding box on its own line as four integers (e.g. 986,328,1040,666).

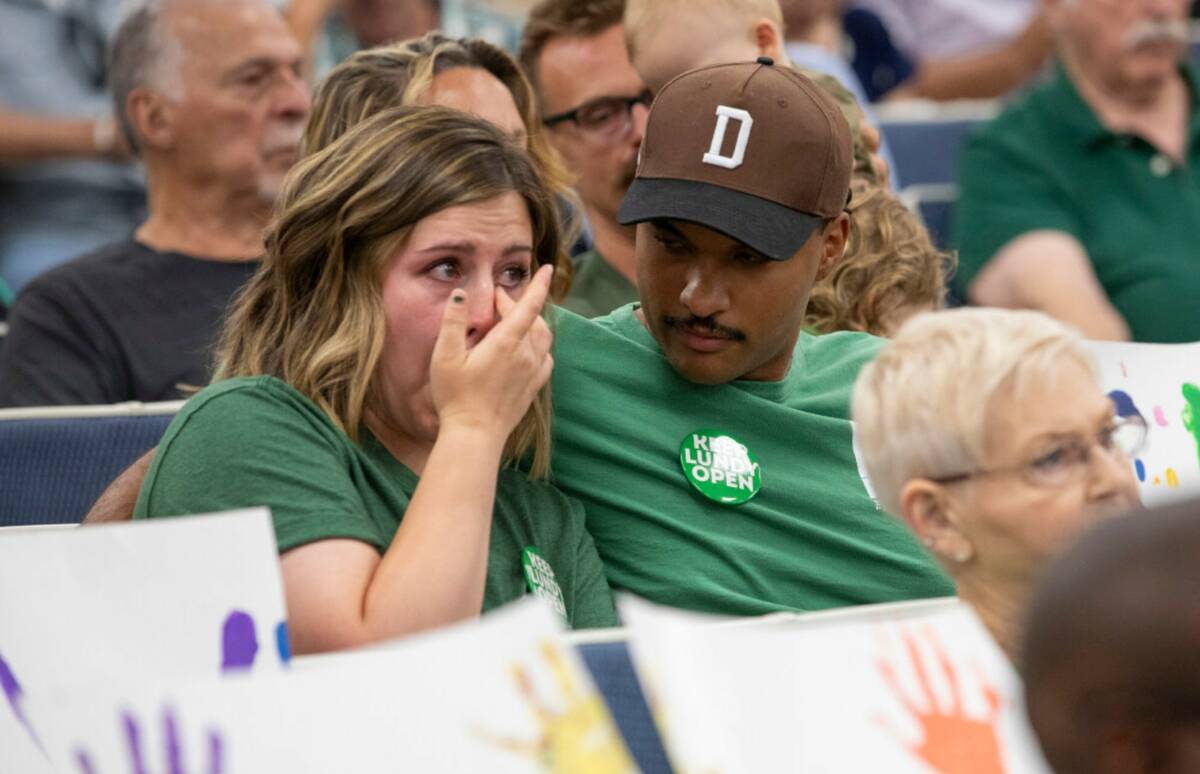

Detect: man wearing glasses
519,0,650,318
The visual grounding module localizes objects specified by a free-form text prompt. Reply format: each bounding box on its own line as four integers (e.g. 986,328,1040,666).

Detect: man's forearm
0,111,112,163
908,15,1051,101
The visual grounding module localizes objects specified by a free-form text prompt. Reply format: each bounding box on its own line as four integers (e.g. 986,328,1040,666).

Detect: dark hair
518,0,625,94
1023,496,1200,773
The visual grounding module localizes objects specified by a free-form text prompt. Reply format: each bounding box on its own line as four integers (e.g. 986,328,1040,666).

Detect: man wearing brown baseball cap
547,58,951,616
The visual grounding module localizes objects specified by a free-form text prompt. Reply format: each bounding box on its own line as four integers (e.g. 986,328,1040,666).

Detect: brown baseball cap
618,57,853,261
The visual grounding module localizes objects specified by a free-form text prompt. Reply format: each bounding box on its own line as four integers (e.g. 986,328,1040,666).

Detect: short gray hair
108,0,180,154
852,308,1095,517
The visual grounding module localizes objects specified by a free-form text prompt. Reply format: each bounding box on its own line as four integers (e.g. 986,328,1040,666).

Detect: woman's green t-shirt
133,376,617,629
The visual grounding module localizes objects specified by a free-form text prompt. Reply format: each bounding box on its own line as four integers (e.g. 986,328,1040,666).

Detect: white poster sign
1086,341,1200,506
27,600,636,774
0,510,289,771
621,596,1049,774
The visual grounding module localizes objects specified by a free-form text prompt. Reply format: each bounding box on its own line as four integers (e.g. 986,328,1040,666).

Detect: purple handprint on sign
220,611,258,672
0,649,41,749
75,706,224,774
219,610,291,672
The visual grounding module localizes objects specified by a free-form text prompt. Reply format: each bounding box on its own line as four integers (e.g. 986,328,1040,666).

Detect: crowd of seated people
3,0,1200,769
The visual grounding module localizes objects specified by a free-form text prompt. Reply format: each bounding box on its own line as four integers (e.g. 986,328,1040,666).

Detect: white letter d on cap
703,106,753,170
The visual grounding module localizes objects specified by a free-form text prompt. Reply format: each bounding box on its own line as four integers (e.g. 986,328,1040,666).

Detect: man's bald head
1022,497,1200,774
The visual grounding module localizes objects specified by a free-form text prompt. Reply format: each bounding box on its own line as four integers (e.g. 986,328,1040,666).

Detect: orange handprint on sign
877,628,1006,774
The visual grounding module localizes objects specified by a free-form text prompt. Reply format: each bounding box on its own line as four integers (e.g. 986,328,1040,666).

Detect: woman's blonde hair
852,308,1095,517
806,185,956,336
304,32,578,299
216,106,563,476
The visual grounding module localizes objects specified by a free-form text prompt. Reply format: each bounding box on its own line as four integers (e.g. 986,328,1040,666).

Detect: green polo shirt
0,277,12,309
955,63,1200,343
560,250,639,319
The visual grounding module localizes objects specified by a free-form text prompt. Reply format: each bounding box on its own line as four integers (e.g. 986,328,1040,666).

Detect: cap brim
617,178,822,261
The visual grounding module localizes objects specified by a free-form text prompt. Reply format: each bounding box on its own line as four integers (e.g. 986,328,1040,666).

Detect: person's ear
752,18,786,61
127,87,176,153
899,478,975,566
816,212,850,280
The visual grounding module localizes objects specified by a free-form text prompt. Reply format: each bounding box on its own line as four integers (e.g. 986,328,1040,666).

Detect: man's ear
752,18,786,62
816,212,850,280
899,478,975,566
126,86,176,153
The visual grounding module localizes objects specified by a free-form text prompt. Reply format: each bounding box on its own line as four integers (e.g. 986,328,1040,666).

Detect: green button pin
521,546,567,620
679,429,762,505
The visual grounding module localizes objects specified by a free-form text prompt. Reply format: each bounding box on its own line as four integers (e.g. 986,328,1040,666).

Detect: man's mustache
665,315,747,341
262,124,305,155
1123,19,1189,50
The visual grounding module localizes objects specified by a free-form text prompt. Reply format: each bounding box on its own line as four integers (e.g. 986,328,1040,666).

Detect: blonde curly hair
806,185,956,337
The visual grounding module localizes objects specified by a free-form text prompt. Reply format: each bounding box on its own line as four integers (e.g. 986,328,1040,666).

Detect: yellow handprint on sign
481,640,637,773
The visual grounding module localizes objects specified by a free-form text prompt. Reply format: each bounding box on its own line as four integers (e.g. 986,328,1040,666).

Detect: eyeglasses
931,414,1149,490
542,90,653,139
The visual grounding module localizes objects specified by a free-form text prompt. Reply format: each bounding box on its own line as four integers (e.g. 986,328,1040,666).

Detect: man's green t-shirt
133,376,618,629
954,63,1200,343
548,305,953,616
560,250,638,319
0,277,12,308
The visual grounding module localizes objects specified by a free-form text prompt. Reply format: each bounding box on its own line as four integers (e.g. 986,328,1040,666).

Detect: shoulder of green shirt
560,250,638,319
954,69,1084,288
166,375,325,427
796,328,883,382
135,375,347,514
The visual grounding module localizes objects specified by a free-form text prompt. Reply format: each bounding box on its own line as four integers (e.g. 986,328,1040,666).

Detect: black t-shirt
0,240,258,407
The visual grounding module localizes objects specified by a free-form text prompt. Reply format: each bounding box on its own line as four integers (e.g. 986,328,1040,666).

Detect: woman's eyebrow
416,241,476,254
413,242,533,256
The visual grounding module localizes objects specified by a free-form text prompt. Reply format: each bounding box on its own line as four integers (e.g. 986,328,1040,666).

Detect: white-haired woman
852,308,1144,657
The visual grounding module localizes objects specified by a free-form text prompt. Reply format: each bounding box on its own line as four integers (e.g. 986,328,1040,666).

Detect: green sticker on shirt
522,546,567,620
679,430,762,505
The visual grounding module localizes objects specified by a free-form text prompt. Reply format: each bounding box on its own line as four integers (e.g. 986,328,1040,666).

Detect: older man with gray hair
954,0,1199,343
0,0,310,407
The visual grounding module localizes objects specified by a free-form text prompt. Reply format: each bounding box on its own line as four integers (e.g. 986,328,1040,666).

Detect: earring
954,547,972,564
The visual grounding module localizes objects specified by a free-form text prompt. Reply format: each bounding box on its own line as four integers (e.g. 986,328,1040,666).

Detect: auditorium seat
573,634,676,774
899,182,959,250
0,402,181,527
879,101,997,189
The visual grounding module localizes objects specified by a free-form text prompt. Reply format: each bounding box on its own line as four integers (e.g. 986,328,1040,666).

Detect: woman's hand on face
429,264,555,441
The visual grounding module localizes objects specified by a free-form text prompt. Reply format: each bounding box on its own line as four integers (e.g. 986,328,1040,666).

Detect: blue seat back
882,118,984,188
577,639,675,774
0,413,175,526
